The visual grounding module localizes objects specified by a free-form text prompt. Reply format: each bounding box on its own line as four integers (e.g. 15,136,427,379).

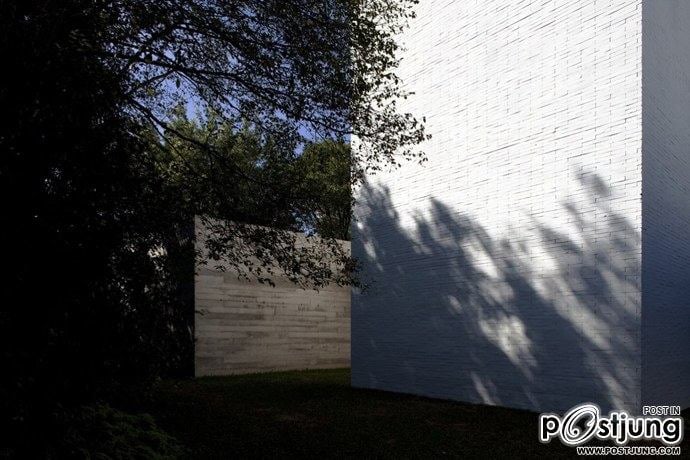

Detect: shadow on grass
146,369,689,459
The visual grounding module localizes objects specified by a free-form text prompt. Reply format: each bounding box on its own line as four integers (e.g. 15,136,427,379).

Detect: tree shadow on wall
351,171,640,413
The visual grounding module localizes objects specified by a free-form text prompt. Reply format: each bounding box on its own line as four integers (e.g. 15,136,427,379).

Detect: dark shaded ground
146,368,689,458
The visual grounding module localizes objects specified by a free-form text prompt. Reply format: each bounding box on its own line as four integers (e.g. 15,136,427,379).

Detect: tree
0,0,427,453
152,108,305,232
155,111,352,240
296,140,352,240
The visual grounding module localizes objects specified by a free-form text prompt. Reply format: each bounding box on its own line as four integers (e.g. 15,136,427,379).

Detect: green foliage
155,111,352,240
56,404,184,459
96,0,429,179
151,109,303,232
0,0,426,453
147,111,354,287
296,141,352,240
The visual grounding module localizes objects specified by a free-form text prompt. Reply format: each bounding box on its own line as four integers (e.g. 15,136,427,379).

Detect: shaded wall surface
353,0,646,413
195,222,351,376
641,0,690,408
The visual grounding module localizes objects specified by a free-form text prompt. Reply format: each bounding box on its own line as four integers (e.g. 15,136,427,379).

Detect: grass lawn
148,368,688,459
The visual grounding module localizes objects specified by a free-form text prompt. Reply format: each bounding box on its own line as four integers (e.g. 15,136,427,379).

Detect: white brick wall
352,0,646,412
641,0,690,409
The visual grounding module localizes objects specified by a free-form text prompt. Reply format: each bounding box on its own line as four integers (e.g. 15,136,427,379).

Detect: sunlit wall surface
352,0,687,413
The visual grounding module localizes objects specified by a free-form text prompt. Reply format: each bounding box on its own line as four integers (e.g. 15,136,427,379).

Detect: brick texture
352,0,646,412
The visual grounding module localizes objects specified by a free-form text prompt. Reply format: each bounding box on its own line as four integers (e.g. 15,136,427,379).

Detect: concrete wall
195,221,351,376
352,0,644,413
641,0,690,408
